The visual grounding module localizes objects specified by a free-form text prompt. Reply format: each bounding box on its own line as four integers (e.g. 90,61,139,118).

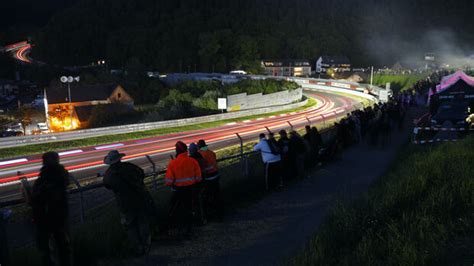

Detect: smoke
365,28,474,69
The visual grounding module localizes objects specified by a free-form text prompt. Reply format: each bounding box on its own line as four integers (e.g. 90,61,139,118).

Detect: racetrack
0,91,363,197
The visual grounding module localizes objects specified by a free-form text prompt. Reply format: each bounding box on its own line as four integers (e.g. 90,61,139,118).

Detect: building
45,84,133,130
261,60,312,77
0,80,19,97
316,56,351,73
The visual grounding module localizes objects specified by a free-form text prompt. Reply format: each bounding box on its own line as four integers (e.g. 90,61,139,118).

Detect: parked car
431,103,469,128
37,122,49,133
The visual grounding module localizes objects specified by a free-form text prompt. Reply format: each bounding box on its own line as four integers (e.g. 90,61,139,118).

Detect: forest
24,0,474,73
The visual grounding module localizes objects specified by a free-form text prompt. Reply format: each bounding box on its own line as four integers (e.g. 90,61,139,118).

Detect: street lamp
60,76,80,130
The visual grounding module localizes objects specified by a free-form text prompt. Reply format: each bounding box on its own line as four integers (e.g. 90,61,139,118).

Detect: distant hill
27,0,474,71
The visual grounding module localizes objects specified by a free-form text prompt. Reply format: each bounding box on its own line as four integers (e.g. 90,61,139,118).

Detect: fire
50,116,79,131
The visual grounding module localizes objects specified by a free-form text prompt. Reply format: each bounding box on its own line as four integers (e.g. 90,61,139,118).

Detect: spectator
303,125,312,144
165,141,202,237
309,126,323,158
188,143,207,225
289,130,307,177
103,150,156,256
254,133,282,189
29,151,72,266
277,130,292,181
197,140,222,220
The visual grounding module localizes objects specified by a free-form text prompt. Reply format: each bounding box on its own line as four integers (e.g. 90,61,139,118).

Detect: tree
14,106,35,135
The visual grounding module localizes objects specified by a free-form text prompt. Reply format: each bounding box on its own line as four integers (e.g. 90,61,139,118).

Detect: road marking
256,118,264,121
243,120,252,123
58,150,83,156
94,143,124,150
269,116,276,118
280,114,287,117
226,122,237,126
0,158,28,166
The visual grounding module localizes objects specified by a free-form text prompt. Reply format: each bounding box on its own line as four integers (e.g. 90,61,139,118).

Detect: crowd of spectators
1,97,412,265
254,100,408,190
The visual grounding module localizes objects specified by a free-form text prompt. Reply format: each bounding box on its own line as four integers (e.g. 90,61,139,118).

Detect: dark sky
1,0,78,30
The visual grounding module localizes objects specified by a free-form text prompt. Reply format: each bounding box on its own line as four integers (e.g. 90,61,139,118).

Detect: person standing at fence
289,130,307,178
103,150,156,256
28,151,72,266
188,142,207,225
254,133,282,190
197,139,222,219
165,141,202,237
278,130,292,181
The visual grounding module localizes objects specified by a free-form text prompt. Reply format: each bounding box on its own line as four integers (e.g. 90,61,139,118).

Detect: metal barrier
412,126,474,144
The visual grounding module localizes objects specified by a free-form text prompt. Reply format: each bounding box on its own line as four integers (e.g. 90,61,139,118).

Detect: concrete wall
227,88,303,111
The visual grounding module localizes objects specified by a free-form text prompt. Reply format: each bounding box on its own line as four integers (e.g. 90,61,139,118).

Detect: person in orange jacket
165,141,202,236
197,139,222,219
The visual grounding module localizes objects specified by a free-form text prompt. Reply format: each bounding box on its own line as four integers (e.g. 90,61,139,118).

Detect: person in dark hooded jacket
30,151,71,266
103,150,155,256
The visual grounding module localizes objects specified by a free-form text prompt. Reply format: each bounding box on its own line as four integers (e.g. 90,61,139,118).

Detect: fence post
287,121,293,129
69,175,85,224
264,126,272,134
235,133,243,157
306,116,311,125
146,155,158,191
413,127,419,144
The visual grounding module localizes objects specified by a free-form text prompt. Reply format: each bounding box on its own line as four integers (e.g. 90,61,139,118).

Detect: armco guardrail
0,99,308,148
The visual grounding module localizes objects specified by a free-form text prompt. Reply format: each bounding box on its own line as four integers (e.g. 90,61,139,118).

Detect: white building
316,56,351,73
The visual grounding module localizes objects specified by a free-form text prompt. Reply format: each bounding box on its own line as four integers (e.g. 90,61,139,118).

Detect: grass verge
373,73,429,93
293,137,474,265
0,99,317,159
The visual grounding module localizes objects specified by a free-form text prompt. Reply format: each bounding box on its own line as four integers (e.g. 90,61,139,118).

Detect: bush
294,138,474,265
88,103,136,128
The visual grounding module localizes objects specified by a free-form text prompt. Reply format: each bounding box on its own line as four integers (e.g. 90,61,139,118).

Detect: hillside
25,0,474,72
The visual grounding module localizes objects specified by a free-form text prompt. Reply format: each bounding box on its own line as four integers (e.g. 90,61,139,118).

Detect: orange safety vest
165,153,202,187
199,150,218,175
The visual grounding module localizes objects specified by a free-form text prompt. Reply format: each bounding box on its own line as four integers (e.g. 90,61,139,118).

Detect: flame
50,116,79,131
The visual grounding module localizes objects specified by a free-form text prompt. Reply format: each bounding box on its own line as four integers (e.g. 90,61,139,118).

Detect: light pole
60,76,80,129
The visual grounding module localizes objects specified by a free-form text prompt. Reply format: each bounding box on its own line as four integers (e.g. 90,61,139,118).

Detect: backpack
267,138,281,155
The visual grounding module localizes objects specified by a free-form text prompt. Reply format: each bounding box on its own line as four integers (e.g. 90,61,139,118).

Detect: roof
319,56,351,65
74,105,95,123
262,59,311,68
47,84,120,104
428,71,474,102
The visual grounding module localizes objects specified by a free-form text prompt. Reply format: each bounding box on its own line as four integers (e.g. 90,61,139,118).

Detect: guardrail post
235,133,243,157
146,155,158,191
69,175,85,223
413,127,419,144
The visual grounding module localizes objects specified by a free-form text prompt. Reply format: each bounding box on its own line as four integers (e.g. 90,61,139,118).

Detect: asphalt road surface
0,91,361,200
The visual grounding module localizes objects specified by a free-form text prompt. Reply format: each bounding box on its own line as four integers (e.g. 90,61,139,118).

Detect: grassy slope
293,137,474,265
0,98,317,159
373,73,428,93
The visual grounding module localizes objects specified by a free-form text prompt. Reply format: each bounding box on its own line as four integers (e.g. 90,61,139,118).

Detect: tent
428,71,474,103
